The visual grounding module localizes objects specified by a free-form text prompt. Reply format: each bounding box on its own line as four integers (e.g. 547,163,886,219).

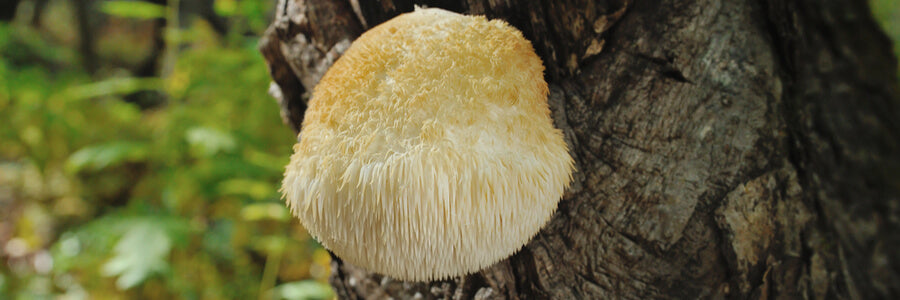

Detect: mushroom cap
283,7,574,281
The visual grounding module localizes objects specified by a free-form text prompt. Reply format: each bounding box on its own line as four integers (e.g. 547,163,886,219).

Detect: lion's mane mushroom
282,7,574,281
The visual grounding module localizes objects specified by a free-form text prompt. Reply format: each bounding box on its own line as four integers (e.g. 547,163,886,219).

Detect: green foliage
100,1,167,20
274,280,335,300
0,1,332,298
99,217,184,290
61,77,163,102
186,126,237,157
214,0,239,17
66,141,149,173
872,0,900,60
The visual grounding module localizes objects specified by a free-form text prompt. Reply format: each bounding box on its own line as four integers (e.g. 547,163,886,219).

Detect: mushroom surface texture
282,7,574,282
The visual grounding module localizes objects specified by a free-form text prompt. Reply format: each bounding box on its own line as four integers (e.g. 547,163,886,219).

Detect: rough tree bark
260,0,900,298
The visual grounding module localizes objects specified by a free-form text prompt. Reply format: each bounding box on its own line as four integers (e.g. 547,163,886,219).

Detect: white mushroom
282,7,574,281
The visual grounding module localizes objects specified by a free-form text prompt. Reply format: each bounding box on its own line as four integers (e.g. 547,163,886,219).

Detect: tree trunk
0,0,20,21
259,0,900,298
73,0,98,74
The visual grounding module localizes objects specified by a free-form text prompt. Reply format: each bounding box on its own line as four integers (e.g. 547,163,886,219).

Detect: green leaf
106,100,143,123
201,220,236,261
253,236,288,255
245,149,290,174
101,222,172,290
217,178,276,200
66,141,148,173
59,77,162,102
213,0,238,17
241,203,290,221
100,1,167,20
186,126,237,157
275,280,334,300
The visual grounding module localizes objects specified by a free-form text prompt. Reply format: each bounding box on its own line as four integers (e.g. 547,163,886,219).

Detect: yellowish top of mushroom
283,7,574,281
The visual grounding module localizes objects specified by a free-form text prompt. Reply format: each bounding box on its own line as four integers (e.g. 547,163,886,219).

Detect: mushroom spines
282,8,574,281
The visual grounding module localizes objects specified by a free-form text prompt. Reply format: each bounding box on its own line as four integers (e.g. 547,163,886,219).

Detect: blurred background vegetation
0,0,897,299
0,0,333,299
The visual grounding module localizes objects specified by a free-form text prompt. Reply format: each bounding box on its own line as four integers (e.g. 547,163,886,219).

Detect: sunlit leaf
186,126,237,157
106,100,143,123
217,178,275,200
241,203,289,221
165,67,191,99
59,77,162,102
20,125,43,149
66,142,148,173
101,222,172,290
275,280,334,300
253,236,288,255
214,0,238,17
100,1,167,20
245,149,290,174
